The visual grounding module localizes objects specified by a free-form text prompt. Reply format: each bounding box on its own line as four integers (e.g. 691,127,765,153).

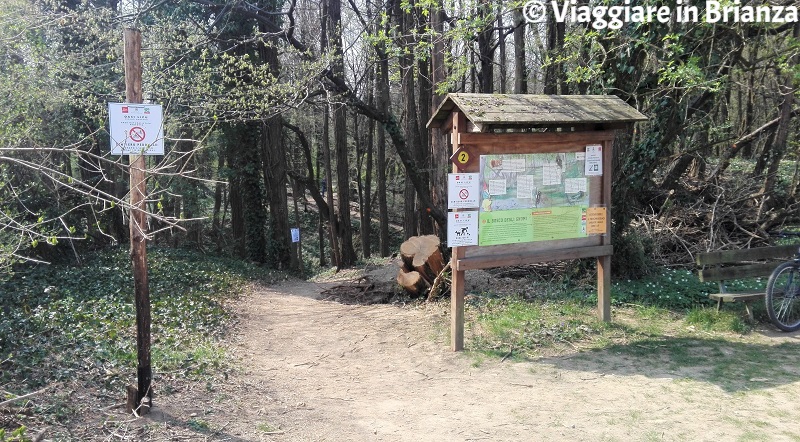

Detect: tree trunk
289,177,302,272
395,0,426,239
498,8,507,93
376,35,391,257
229,156,245,258
403,177,417,239
239,123,268,263
328,0,357,267
416,6,434,236
212,153,224,235
315,119,327,266
430,0,449,241
363,85,374,258
321,0,340,267
543,16,566,94
477,0,493,93
262,116,292,269
322,107,340,267
257,13,293,270
513,8,527,94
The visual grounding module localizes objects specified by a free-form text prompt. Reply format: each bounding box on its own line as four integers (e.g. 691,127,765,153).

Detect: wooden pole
451,111,467,351
124,28,152,414
597,139,614,322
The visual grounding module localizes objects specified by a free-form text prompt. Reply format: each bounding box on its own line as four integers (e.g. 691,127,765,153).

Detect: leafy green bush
610,268,766,310
611,229,656,280
0,426,31,442
0,246,276,428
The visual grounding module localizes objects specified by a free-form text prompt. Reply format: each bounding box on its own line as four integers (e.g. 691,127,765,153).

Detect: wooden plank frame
696,244,800,266
447,111,615,351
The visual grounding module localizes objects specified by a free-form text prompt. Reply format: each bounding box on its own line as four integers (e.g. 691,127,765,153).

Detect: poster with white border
109,103,164,155
448,173,480,209
447,211,479,247
585,144,603,176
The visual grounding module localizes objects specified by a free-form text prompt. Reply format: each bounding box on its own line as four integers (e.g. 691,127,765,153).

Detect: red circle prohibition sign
129,126,146,142
459,188,469,200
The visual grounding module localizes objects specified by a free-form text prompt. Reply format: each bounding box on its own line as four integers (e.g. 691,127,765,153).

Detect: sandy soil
141,277,800,442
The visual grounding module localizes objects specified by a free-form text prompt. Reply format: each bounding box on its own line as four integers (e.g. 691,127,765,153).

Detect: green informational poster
478,153,590,246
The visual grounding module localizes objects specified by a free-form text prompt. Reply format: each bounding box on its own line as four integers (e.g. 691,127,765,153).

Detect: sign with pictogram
448,173,480,209
447,211,478,247
109,103,164,155
129,126,146,142
585,144,603,176
450,145,476,171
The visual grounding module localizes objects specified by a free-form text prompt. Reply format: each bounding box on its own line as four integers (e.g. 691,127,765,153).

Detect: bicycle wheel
766,261,800,332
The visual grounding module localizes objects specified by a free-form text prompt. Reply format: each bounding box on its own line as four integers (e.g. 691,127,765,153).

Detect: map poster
478,153,590,247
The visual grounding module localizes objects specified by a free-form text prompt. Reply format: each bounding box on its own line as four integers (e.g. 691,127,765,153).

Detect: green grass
464,269,800,392
0,426,32,442
257,422,280,433
685,307,750,333
467,294,598,359
0,246,279,433
187,418,211,432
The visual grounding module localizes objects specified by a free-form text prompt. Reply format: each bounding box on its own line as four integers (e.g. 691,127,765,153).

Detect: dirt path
147,279,800,441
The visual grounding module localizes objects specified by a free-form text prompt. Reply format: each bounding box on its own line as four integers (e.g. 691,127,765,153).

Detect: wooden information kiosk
427,94,647,351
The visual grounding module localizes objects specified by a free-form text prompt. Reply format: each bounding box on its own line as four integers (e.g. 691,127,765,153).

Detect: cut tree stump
396,269,428,296
397,235,446,296
400,235,445,285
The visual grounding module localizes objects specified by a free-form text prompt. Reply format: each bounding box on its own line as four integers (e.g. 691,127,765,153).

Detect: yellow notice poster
586,207,607,235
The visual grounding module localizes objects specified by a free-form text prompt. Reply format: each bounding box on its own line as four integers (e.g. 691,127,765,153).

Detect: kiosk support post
450,111,467,351
598,138,613,322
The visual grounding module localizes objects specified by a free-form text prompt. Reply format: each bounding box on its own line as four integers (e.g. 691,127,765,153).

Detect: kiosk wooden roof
427,93,647,131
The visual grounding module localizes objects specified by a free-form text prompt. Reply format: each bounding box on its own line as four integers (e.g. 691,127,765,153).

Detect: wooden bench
696,244,800,321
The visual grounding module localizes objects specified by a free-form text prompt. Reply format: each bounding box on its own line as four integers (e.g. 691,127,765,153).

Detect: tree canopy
1,0,799,276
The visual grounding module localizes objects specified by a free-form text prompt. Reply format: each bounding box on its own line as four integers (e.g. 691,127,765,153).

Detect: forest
2,0,800,439
1,0,799,277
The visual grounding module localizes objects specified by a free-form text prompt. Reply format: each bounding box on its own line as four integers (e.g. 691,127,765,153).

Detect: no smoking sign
129,126,146,142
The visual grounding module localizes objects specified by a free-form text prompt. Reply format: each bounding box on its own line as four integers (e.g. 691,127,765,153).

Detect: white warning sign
448,173,480,209
585,144,603,176
109,103,164,155
448,211,479,247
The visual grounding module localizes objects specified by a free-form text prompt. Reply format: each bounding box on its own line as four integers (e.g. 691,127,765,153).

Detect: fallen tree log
396,269,428,296
400,235,444,284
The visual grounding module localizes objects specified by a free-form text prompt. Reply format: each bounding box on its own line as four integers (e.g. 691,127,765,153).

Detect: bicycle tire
766,261,800,332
